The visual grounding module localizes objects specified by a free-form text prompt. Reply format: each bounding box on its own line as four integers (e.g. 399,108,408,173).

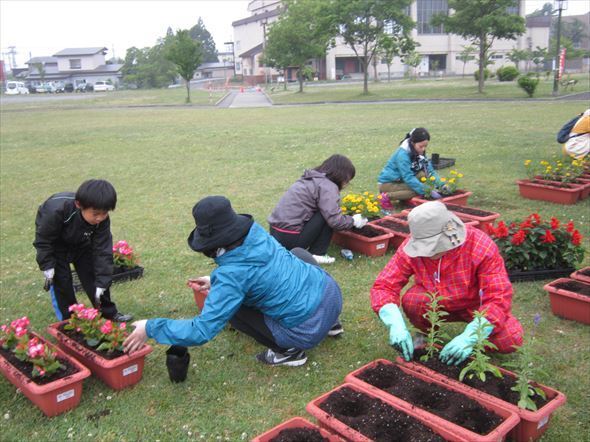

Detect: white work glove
43,268,55,291
352,214,368,229
95,287,106,305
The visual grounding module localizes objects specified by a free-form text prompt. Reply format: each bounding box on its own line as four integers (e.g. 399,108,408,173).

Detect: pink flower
27,340,45,359
119,323,127,330
14,327,27,338
100,320,113,335
68,303,85,313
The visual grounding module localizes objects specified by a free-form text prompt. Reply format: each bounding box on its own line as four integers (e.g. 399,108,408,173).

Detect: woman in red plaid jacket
370,201,523,364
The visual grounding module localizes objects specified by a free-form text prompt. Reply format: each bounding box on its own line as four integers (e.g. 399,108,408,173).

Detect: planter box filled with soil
411,189,473,207
47,321,152,390
72,265,144,293
543,278,590,324
331,224,393,257
345,359,519,441
516,179,582,205
444,204,501,231
369,216,410,250
252,416,341,442
0,332,90,417
396,349,566,442
306,383,459,441
570,266,590,284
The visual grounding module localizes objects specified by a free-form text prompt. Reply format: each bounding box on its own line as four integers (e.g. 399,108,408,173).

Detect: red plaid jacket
370,227,512,328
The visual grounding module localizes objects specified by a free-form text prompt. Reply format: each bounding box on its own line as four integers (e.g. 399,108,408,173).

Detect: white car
5,81,29,95
93,81,115,92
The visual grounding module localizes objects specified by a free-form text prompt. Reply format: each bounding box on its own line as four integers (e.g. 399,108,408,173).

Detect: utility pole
552,0,567,96
7,46,17,69
261,18,268,85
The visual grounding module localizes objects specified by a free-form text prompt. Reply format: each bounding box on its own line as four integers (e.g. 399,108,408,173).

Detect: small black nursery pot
431,153,440,165
166,345,190,383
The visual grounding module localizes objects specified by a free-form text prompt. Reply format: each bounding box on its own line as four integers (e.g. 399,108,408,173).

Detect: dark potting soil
579,268,590,277
0,345,78,385
412,349,548,410
351,225,388,238
445,204,494,217
531,180,576,189
376,219,411,234
319,386,445,441
270,427,328,442
553,280,590,297
356,362,503,435
58,323,124,360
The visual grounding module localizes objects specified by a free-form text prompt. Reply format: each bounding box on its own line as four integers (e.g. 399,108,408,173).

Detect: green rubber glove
440,316,494,366
379,304,413,361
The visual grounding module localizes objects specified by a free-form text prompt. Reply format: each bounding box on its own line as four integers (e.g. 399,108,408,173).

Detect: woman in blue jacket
378,128,442,204
123,196,343,367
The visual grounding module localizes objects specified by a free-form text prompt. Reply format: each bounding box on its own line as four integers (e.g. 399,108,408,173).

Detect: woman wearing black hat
123,196,343,367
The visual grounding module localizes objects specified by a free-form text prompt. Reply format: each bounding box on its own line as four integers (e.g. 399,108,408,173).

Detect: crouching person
124,196,343,367
371,201,523,365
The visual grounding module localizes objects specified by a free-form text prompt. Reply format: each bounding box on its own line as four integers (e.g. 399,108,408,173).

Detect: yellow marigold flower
524,160,531,165
430,176,435,181
363,191,369,195
377,194,383,199
441,177,447,182
449,178,456,183
458,173,464,178
351,206,357,211
369,194,374,198
450,170,457,175
420,177,427,182
341,206,346,211
355,210,362,214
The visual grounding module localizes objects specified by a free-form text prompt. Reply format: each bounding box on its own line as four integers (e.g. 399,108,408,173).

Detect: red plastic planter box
0,332,91,417
252,416,342,441
331,224,393,257
411,189,473,207
517,179,582,205
444,203,501,231
47,322,153,390
369,215,410,250
571,267,590,284
395,357,566,442
399,209,480,229
306,382,466,442
543,278,590,324
345,359,519,442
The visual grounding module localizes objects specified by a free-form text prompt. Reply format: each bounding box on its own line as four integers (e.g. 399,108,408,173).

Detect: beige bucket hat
404,201,466,258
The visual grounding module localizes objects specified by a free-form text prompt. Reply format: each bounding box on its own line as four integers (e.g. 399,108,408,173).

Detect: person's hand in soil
352,214,368,229
440,316,494,365
379,304,414,361
123,319,148,353
187,275,211,293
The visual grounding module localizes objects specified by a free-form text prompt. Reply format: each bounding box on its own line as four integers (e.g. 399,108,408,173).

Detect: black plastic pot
166,345,190,383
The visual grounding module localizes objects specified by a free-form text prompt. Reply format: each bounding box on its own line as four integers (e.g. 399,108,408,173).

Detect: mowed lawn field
0,95,589,441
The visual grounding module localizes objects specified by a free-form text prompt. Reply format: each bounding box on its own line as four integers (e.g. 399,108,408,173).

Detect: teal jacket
378,143,441,195
146,223,327,346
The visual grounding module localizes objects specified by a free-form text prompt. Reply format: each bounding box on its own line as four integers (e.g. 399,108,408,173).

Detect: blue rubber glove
379,304,413,361
430,190,442,199
440,316,494,366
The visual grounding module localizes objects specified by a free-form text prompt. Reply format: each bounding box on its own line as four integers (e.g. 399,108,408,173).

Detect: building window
491,54,503,60
417,0,448,35
69,59,81,69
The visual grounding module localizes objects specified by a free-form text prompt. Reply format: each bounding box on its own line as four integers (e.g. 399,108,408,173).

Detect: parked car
93,81,115,92
5,81,29,95
64,83,74,93
75,83,92,93
35,83,56,93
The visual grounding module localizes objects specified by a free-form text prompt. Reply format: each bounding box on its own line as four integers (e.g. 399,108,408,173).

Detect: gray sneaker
255,348,307,367
328,321,344,337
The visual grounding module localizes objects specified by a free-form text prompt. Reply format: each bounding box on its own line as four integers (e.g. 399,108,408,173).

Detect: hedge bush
517,74,540,97
474,68,491,81
496,65,520,82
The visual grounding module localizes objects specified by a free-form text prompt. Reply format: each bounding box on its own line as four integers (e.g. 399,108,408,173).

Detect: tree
330,0,414,94
526,2,553,18
263,0,335,93
549,35,590,61
377,32,417,82
561,19,588,48
402,50,422,80
121,43,177,89
33,62,46,84
189,17,218,63
432,0,525,93
165,30,203,103
457,45,476,77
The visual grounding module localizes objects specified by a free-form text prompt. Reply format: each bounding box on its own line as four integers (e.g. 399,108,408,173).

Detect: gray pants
379,171,426,202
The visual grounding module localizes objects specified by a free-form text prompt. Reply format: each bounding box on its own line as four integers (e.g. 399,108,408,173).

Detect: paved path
220,89,272,108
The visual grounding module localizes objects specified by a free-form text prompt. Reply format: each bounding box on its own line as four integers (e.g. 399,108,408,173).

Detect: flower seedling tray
516,179,582,205
507,267,576,283
571,266,590,284
395,353,566,442
431,157,456,170
410,189,473,207
47,321,152,390
345,359,519,441
72,266,144,293
306,382,459,441
251,416,342,442
543,278,590,324
331,224,393,257
0,332,90,417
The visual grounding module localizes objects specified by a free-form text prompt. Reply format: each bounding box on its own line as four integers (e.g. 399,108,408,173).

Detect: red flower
484,223,496,236
494,221,509,238
520,219,533,229
511,230,527,245
530,213,541,225
550,217,560,230
571,230,583,246
566,221,575,233
541,230,556,244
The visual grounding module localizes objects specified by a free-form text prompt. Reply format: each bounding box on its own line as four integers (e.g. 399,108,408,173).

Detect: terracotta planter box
571,266,590,284
507,267,576,283
516,179,582,205
411,189,473,206
369,216,410,250
0,332,90,417
331,224,393,257
396,357,566,442
573,179,590,200
543,278,590,324
399,209,480,229
47,322,152,390
444,203,500,231
345,359,519,442
252,416,342,442
306,382,460,441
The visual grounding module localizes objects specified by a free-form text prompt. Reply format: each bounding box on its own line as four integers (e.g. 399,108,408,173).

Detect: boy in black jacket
33,179,132,322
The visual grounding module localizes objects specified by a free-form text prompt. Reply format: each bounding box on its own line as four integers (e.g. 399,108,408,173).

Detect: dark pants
270,212,333,255
52,248,118,320
228,248,319,353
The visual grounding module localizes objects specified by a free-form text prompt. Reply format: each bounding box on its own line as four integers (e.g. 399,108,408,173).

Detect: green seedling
419,291,449,362
459,310,503,382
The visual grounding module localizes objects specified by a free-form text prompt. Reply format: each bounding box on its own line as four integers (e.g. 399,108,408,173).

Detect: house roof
232,7,281,27
239,43,263,59
526,15,551,28
26,56,58,65
53,47,107,57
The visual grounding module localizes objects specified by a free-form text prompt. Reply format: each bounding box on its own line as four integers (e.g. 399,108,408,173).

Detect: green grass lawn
0,98,589,441
269,73,590,104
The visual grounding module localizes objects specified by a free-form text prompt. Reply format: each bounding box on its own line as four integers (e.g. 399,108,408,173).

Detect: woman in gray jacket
268,154,367,264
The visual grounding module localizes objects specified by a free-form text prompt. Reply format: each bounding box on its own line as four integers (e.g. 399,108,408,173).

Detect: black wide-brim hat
187,196,253,252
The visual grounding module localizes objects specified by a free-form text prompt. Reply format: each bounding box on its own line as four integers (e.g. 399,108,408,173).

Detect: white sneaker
312,254,335,264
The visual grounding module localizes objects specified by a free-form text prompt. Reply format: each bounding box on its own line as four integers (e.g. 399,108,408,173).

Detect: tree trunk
185,78,191,103
478,36,485,94
387,65,391,82
373,56,378,83
363,57,369,94
284,69,287,91
298,65,304,93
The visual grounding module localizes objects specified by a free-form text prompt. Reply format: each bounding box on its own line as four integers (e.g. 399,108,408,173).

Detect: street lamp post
552,0,567,96
261,18,268,85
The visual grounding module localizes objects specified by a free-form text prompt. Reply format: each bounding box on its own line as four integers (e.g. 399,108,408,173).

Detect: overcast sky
1,0,588,68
